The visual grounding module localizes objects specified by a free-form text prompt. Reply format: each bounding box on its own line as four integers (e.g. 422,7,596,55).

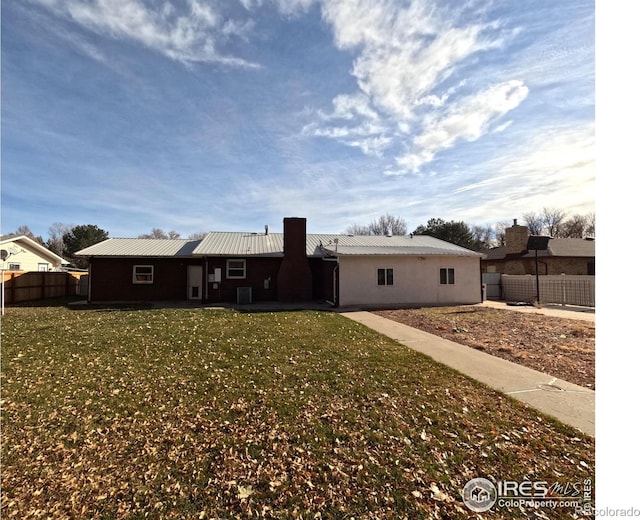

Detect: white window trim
439,267,455,285
226,259,246,279
377,267,394,286
133,265,154,284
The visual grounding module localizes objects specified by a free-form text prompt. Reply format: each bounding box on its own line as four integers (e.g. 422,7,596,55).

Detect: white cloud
395,79,529,173
319,93,379,121
302,0,527,174
304,91,390,155
303,118,391,156
32,0,259,67
493,120,513,133
344,135,392,157
451,122,595,223
350,25,494,119
319,0,503,119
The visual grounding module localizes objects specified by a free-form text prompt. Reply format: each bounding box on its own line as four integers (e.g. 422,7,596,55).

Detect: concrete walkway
478,300,595,322
341,311,595,437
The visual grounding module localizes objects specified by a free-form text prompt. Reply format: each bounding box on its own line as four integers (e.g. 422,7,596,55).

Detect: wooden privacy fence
501,274,595,307
1,271,88,304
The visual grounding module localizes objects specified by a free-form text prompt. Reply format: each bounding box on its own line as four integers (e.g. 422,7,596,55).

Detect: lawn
1,304,594,519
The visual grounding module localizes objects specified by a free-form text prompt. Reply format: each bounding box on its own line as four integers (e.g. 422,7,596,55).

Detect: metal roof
76,238,201,257
483,238,595,261
311,234,480,257
193,232,284,256
77,232,481,258
548,238,595,257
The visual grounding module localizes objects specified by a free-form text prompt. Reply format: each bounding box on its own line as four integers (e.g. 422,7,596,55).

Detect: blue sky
2,0,595,238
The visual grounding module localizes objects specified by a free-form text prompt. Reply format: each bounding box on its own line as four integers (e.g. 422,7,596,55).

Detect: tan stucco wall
338,255,481,307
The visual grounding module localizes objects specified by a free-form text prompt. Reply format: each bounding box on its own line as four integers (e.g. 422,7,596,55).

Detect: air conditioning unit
237,287,252,304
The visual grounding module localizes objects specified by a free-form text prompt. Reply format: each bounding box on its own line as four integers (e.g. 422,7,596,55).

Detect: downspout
202,257,208,304
333,262,339,307
479,257,483,302
321,249,339,307
87,258,93,303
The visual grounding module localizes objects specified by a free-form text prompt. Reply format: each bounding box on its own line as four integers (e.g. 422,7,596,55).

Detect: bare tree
188,232,208,240
11,225,45,245
344,223,371,235
345,214,407,236
585,212,595,237
471,224,494,249
522,212,544,235
541,207,566,237
557,214,588,238
370,214,407,235
138,228,181,239
494,220,511,247
47,222,73,257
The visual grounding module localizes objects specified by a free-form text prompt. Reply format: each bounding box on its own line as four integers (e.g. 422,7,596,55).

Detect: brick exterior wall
88,257,201,302
483,257,595,276
277,218,313,301
205,257,281,303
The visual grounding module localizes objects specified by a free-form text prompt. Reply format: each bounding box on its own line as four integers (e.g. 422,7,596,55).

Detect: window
133,265,154,284
226,259,246,279
38,263,49,272
8,263,21,271
377,268,394,286
440,268,455,285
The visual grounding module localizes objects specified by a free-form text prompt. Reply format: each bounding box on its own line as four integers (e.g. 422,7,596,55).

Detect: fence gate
482,272,502,300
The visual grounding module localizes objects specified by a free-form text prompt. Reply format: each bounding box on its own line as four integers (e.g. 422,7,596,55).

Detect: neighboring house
0,235,69,272
482,221,595,276
76,217,482,307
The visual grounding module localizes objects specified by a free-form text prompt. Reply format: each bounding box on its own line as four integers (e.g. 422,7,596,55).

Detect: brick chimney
277,217,312,301
505,218,529,254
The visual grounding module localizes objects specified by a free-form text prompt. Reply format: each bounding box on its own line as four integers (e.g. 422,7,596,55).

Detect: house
76,217,482,307
0,235,70,272
482,220,595,276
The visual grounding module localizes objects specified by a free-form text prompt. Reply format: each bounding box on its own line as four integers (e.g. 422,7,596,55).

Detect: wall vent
237,287,252,304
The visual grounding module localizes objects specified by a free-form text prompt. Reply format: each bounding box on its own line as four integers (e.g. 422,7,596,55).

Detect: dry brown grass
374,306,595,389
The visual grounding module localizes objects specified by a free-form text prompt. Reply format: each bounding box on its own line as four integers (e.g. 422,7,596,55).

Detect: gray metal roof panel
548,238,595,257
76,233,481,258
193,232,284,256
320,245,480,256
76,238,201,257
310,234,481,256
